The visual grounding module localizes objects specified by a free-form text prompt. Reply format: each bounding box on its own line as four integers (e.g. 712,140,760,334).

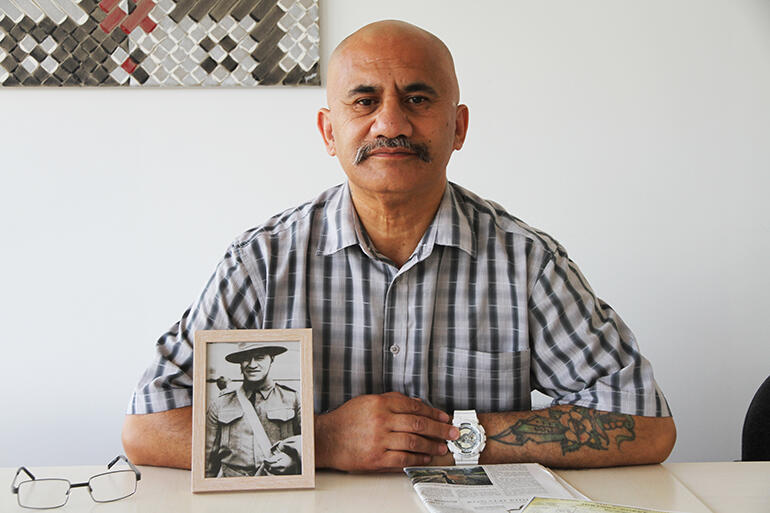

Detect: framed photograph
192,329,314,492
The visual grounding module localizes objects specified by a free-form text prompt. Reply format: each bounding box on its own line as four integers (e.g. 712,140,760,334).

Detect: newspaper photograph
404,463,587,513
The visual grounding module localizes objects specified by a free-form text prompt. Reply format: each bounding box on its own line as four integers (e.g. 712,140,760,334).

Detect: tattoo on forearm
489,406,635,455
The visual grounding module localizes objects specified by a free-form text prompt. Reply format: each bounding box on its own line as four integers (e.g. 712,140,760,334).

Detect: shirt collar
429,182,476,258
316,182,360,256
244,378,275,400
316,181,476,259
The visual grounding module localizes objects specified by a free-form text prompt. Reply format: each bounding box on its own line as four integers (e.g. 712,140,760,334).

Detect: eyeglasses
11,455,141,509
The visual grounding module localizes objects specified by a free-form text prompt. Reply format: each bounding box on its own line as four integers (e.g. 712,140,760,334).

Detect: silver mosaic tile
0,0,319,86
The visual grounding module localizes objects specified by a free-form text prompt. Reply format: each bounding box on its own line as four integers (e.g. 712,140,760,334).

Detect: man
123,20,675,472
205,343,301,477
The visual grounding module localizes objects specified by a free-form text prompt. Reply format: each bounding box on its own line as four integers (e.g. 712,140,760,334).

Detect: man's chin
348,167,445,195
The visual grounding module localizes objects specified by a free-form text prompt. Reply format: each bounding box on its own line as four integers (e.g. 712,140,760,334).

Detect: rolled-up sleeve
527,247,670,417
127,245,263,414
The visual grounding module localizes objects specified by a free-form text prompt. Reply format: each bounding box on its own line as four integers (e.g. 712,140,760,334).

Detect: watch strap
453,409,478,425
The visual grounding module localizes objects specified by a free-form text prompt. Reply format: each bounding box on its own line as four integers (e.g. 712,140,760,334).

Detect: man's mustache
354,136,431,165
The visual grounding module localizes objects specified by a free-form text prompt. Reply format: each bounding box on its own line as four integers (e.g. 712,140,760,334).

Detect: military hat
225,342,288,363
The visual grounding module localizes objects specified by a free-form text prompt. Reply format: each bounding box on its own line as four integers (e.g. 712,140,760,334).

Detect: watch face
452,423,480,454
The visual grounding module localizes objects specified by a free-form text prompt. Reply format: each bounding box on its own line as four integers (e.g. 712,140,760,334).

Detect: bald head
317,20,469,202
327,20,460,104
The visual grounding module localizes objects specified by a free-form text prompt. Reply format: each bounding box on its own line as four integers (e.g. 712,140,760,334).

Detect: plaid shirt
129,182,670,417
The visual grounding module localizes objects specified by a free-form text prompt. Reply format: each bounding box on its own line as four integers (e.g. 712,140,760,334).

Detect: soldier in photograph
205,343,301,477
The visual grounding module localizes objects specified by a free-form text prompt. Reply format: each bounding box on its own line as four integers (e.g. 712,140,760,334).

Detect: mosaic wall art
0,0,319,86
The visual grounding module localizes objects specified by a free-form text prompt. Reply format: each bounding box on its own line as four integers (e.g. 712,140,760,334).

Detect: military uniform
205,380,301,477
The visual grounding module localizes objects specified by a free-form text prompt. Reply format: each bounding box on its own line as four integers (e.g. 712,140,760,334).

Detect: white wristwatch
447,410,486,465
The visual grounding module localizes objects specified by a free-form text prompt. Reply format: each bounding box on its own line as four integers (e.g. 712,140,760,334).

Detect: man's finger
386,432,449,456
386,393,451,423
380,450,432,470
390,413,459,441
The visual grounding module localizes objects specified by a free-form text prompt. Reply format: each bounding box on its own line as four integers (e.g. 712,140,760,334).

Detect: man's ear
453,104,469,151
317,108,336,156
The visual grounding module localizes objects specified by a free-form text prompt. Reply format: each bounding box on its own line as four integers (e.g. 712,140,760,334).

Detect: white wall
1,0,768,466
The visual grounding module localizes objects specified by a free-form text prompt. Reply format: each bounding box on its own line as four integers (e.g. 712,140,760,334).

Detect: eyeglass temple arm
11,467,36,494
107,455,142,481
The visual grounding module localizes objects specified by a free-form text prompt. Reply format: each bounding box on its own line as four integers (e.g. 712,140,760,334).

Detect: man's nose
370,97,413,139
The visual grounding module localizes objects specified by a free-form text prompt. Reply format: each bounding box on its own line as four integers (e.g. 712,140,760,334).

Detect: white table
3,462,768,512
664,462,770,513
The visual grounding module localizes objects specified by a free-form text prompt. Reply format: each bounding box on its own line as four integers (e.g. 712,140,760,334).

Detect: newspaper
403,463,588,513
522,497,684,513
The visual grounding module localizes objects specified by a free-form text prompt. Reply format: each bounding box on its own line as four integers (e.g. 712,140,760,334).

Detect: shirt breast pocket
215,408,252,465
431,346,531,413
265,406,298,441
266,407,296,422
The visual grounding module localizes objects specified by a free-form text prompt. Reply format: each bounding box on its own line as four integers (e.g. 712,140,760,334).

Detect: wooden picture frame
192,329,314,492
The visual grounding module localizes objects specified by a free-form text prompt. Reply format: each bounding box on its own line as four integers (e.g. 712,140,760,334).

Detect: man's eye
407,96,428,105
355,98,375,106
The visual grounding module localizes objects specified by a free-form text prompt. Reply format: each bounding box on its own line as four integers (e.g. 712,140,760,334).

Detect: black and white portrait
192,329,314,492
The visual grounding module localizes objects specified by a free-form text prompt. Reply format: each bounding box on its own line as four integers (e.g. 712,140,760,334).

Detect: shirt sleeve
527,246,671,417
127,245,263,414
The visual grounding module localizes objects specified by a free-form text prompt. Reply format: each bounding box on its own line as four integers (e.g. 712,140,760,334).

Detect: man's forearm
120,402,675,471
435,405,676,468
122,406,193,469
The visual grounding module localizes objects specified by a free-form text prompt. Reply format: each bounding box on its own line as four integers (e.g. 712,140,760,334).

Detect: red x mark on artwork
99,0,157,35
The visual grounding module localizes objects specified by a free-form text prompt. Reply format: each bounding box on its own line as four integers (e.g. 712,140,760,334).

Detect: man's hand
262,451,293,474
314,392,459,472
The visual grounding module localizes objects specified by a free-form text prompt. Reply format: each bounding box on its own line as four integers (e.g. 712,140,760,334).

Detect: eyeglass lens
88,470,137,502
17,479,70,509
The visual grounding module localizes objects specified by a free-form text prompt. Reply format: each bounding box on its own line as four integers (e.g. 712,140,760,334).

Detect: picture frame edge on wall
191,328,314,493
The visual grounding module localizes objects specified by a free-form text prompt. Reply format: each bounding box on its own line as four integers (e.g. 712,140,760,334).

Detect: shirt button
390,345,400,355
